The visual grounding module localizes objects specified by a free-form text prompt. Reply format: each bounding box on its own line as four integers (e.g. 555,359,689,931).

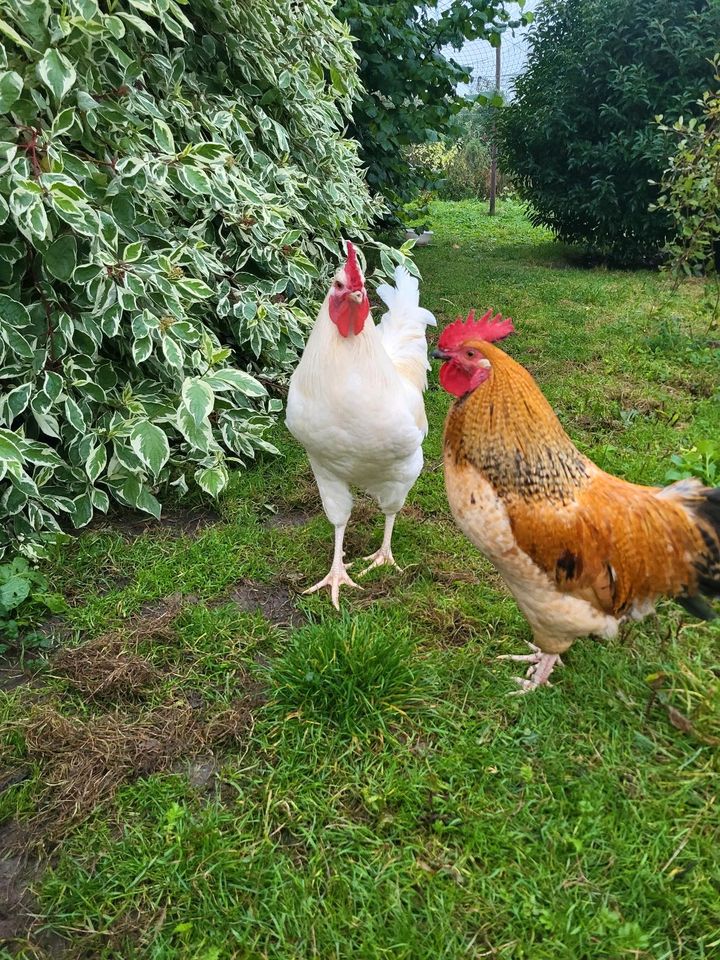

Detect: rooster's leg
497,641,563,694
303,523,361,610
360,513,402,575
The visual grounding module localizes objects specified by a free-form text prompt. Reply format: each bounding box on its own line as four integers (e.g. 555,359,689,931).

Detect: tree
335,0,528,217
0,0,409,560
497,0,720,264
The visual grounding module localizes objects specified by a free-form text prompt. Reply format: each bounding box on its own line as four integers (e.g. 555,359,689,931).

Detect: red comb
344,241,364,292
437,309,514,351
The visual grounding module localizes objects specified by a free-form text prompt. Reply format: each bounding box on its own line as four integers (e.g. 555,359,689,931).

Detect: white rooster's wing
376,265,436,396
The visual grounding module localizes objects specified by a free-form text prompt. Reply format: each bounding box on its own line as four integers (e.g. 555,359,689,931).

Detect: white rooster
286,242,436,607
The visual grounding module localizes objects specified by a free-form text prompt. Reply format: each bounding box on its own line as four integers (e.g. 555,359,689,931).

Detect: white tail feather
376,265,436,394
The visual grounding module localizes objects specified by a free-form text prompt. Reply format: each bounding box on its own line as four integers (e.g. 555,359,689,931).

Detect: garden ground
1,200,719,959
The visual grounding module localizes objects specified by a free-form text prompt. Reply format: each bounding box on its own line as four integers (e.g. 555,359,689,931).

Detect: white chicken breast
286,242,436,607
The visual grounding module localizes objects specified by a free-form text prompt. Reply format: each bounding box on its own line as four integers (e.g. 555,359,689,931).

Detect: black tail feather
694,486,720,602
676,593,718,621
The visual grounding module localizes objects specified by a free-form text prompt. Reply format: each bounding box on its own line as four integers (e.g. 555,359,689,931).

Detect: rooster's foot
359,548,403,577
497,642,563,694
303,564,362,610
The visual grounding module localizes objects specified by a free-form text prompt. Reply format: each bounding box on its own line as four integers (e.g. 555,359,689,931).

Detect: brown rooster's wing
504,469,704,618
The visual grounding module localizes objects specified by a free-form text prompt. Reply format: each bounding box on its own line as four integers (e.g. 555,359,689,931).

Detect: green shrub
405,98,509,202
654,58,720,281
0,0,408,561
335,0,530,217
498,0,720,264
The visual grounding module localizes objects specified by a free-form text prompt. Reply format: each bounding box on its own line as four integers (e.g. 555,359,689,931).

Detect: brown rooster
434,310,720,692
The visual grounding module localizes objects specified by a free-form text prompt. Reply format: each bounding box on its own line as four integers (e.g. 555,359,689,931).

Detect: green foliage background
498,0,720,264
655,58,720,282
0,0,412,560
406,97,505,202
335,0,528,216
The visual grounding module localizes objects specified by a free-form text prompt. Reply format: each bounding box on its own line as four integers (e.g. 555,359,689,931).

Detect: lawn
1,200,719,960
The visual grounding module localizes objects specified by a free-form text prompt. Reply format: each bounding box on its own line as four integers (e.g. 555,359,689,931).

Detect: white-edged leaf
205,368,267,397
130,419,169,477
0,428,24,464
51,106,76,137
176,278,213,299
85,443,107,482
69,492,93,528
181,376,214,426
45,235,77,281
0,70,23,112
91,487,109,512
195,463,227,497
153,118,175,153
178,164,211,194
64,396,86,432
6,382,32,419
162,336,184,368
117,11,158,36
132,335,152,364
2,325,34,358
123,241,143,262
43,371,63,401
37,48,77,101
0,293,30,328
0,18,35,53
120,475,161,518
176,405,212,452
33,410,61,438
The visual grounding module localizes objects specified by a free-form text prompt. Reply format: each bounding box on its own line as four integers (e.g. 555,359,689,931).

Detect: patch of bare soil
130,593,190,631
0,822,42,951
263,506,314,529
88,506,221,541
223,580,305,628
34,616,74,645
0,659,30,693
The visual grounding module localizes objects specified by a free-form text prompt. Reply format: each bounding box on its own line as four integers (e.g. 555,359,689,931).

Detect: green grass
2,200,720,959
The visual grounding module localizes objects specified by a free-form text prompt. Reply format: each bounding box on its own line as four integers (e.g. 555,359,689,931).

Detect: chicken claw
303,562,362,610
359,547,403,577
359,513,403,577
497,641,563,694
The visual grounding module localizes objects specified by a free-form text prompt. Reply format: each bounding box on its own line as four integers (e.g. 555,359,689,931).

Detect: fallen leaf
666,705,693,734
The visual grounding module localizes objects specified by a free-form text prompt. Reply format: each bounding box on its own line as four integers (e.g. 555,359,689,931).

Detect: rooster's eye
334,281,343,289
465,350,476,358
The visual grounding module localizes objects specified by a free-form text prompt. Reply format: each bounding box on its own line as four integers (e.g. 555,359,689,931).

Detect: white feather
376,265,436,400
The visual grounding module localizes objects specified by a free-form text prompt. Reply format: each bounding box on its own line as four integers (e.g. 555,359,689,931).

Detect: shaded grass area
1,200,719,959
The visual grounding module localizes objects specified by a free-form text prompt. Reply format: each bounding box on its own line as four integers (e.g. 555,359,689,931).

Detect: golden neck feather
443,341,590,502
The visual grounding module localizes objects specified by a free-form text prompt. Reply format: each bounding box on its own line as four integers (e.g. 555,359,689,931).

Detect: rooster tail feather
376,265,436,394
377,265,436,329
676,593,718,621
694,487,720,601
658,479,720,616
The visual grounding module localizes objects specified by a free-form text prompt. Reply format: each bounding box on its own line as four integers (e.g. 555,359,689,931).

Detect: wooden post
489,39,501,216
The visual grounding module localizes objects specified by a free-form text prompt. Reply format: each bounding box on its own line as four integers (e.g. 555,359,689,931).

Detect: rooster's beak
348,290,364,304
432,348,450,360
